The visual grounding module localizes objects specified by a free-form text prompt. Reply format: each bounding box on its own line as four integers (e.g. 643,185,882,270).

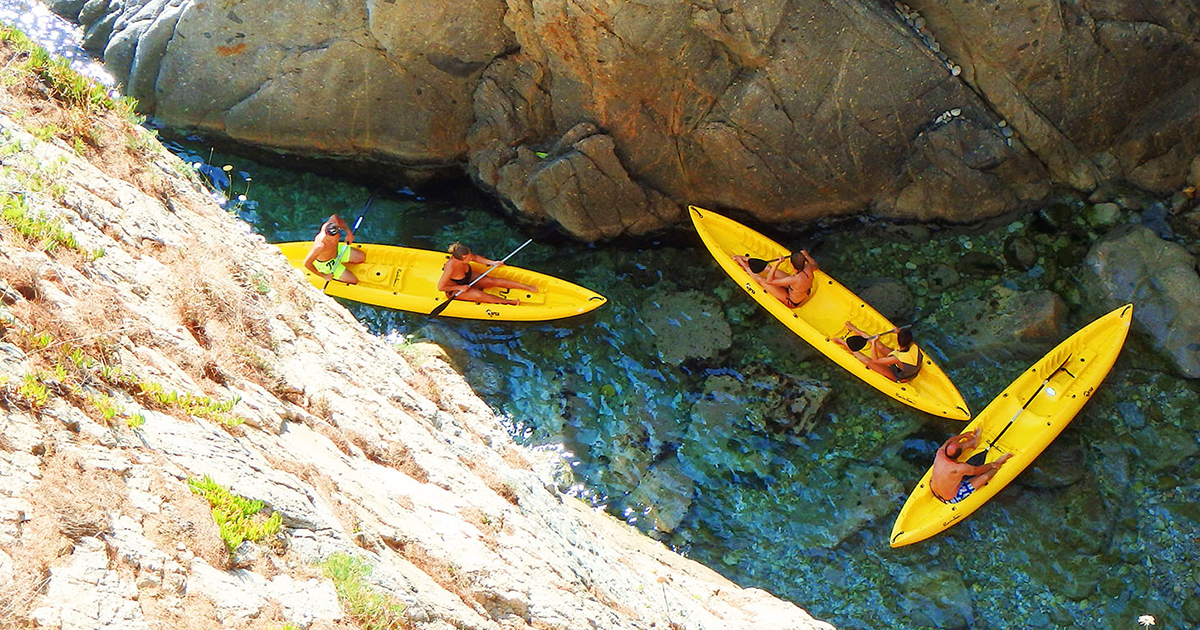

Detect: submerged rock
941,285,1068,362
627,454,695,534
858,277,915,324
638,290,732,365
1082,225,1200,378
892,568,974,629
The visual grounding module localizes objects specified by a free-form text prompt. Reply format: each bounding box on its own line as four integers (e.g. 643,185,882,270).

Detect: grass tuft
319,553,407,630
1,193,79,252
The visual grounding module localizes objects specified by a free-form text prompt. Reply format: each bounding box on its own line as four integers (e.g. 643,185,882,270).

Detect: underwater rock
954,251,1004,276
678,374,828,492
1131,422,1198,473
627,454,695,534
1015,480,1116,600
736,368,831,437
1030,202,1077,234
768,462,905,549
893,569,974,628
1085,202,1123,229
941,285,1067,362
925,263,961,295
638,291,732,365
1140,202,1175,239
1082,225,1200,378
1002,234,1038,270
1017,439,1086,490
857,277,915,323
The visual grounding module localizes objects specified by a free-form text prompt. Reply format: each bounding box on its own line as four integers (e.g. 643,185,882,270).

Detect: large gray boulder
53,0,1200,240
1082,225,1200,378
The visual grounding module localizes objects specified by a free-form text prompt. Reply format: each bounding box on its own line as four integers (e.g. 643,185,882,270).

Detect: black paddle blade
747,257,770,273
428,296,454,317
966,451,989,467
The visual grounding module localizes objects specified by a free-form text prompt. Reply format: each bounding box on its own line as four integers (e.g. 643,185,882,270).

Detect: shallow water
7,8,1198,626
170,143,1200,630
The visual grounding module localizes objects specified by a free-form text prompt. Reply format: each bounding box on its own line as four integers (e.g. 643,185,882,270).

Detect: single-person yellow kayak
275,242,607,321
688,205,970,420
889,304,1133,547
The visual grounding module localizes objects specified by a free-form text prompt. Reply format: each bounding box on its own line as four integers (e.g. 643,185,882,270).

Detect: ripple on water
0,1,114,86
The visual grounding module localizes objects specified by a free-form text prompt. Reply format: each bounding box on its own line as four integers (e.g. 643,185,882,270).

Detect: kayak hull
688,205,970,420
275,242,607,321
889,304,1133,547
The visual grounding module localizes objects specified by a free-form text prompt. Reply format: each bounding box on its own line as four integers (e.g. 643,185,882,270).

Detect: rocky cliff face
52,0,1200,240
0,38,833,630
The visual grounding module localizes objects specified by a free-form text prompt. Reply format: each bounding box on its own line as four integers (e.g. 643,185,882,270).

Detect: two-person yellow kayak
688,205,971,420
889,304,1133,547
275,242,607,321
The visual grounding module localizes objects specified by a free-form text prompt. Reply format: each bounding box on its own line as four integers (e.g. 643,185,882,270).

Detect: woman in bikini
436,242,537,306
732,249,819,308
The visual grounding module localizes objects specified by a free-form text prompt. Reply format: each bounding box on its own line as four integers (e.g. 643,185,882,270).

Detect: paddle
842,322,917,349
428,237,534,317
322,194,375,291
746,255,787,274
966,353,1075,466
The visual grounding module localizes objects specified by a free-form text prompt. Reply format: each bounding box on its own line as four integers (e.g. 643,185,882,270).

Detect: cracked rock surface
54,0,1200,240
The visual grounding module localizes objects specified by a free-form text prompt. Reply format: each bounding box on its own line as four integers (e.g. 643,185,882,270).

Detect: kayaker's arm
467,253,502,267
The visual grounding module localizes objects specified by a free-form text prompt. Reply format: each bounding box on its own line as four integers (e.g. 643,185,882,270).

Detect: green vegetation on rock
188,475,283,553
318,553,407,630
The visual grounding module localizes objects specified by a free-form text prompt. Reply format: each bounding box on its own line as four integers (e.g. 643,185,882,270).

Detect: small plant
28,330,54,349
67,347,91,369
17,372,49,408
31,123,64,142
88,393,122,424
188,476,282,553
1,193,79,252
319,553,407,630
136,380,242,424
126,412,145,429
250,271,271,295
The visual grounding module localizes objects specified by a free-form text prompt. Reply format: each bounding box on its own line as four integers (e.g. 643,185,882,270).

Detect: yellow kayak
688,205,970,420
275,242,607,321
889,304,1133,547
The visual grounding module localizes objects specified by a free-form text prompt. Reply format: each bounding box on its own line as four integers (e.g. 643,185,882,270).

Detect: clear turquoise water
168,141,1200,630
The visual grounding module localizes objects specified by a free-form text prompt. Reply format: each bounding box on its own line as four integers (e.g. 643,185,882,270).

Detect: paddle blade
966,451,988,467
428,296,454,317
747,257,770,273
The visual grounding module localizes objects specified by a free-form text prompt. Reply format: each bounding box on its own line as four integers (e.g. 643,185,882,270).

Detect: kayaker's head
448,242,471,259
790,252,807,270
324,223,340,236
896,328,913,350
944,441,962,459
846,335,868,352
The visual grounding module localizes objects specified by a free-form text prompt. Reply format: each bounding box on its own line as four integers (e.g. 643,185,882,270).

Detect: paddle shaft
322,195,374,291
970,354,1075,463
429,238,534,317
